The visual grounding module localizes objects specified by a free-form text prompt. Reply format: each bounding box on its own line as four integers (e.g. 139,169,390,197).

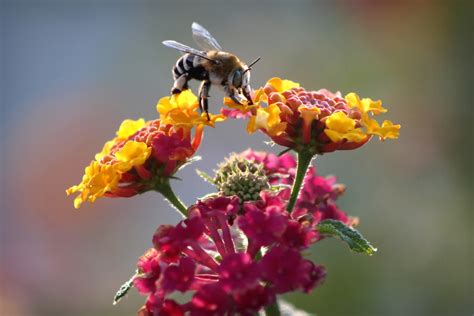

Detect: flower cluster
240,150,352,225
67,93,207,209
135,194,323,315
67,72,399,315
132,150,359,315
225,77,400,155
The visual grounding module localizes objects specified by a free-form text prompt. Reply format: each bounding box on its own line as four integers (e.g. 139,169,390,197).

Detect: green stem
264,302,281,316
156,181,188,217
286,151,314,213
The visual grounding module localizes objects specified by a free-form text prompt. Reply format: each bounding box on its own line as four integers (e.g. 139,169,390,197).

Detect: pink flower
240,149,295,184
240,149,351,225
239,194,288,252
260,246,325,294
152,217,205,263
191,283,230,315
133,194,327,315
134,248,161,294
234,285,275,316
217,253,260,293
280,220,318,250
221,107,252,119
161,257,195,293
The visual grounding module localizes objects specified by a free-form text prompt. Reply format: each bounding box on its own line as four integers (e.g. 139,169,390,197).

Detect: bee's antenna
244,57,261,73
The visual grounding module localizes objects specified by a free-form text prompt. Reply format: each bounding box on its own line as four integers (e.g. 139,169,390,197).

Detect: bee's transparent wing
191,22,222,51
162,40,216,63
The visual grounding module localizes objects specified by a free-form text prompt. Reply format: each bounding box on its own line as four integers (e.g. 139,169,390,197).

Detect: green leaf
196,169,215,184
113,270,138,305
316,219,377,256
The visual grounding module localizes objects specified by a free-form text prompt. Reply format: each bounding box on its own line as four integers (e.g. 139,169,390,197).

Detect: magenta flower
217,253,260,293
134,248,161,294
260,246,324,294
240,149,352,225
152,217,206,264
133,194,326,315
233,285,275,316
191,283,231,315
161,257,196,293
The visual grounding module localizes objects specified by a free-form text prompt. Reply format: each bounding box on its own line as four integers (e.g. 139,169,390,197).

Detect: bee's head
228,67,247,89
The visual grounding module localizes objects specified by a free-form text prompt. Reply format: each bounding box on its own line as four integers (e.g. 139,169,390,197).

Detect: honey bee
163,22,260,119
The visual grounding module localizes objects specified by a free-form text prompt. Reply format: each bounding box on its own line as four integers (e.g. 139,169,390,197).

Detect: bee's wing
191,22,223,51
162,40,217,63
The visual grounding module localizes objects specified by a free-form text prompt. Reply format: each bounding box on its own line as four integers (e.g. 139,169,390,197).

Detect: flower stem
286,151,313,213
156,181,188,217
264,302,281,316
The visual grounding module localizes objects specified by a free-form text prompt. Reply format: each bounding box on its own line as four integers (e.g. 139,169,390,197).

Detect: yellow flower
95,139,116,161
116,118,146,139
324,111,367,142
298,105,321,125
114,141,152,172
157,90,225,128
345,93,387,115
94,119,146,162
266,77,300,92
223,88,264,114
361,114,400,140
247,104,287,136
66,161,120,209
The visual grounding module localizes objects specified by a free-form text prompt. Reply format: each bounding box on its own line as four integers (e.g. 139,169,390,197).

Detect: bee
163,22,261,119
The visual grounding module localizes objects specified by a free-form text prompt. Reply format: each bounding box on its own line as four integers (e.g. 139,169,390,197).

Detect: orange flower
227,77,400,154
67,119,203,209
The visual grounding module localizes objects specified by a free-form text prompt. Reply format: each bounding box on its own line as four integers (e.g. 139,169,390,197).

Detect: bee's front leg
243,85,253,105
199,80,211,121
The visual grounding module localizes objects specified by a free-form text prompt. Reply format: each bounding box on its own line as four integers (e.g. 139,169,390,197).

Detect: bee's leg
243,85,253,105
199,80,211,121
171,73,189,95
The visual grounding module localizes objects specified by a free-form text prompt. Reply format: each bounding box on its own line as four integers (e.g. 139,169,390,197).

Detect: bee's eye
232,70,242,87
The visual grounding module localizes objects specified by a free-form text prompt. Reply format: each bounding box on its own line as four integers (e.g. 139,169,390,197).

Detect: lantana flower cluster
67,77,399,315
224,77,400,155
134,151,352,315
67,92,216,210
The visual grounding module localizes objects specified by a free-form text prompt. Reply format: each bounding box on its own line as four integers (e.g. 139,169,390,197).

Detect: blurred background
1,1,472,315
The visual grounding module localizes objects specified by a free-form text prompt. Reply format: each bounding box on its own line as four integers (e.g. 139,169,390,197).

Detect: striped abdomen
173,53,208,81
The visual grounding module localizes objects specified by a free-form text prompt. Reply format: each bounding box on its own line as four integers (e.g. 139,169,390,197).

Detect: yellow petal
345,92,361,109
156,96,173,116
114,141,151,171
247,115,257,134
324,128,367,143
298,105,321,125
377,120,401,140
171,90,199,110
247,104,286,136
267,77,300,92
66,161,121,209
325,111,356,133
345,92,387,115
95,139,116,162
116,119,146,139
324,111,368,142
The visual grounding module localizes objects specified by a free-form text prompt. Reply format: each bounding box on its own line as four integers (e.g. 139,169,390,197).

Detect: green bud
214,154,270,202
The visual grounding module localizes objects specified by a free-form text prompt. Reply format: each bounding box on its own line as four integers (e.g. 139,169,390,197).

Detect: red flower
134,194,328,315
217,253,260,293
161,257,196,293
134,248,161,294
260,246,325,294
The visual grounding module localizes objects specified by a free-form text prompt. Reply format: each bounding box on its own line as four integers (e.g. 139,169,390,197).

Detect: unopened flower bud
215,154,270,202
